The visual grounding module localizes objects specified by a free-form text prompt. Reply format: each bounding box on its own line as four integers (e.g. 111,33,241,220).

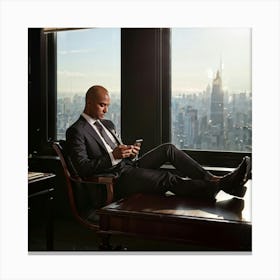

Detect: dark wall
28,29,56,156
28,28,45,155
28,29,70,218
121,28,170,154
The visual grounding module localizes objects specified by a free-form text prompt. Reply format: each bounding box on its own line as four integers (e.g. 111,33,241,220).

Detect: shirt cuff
109,151,122,166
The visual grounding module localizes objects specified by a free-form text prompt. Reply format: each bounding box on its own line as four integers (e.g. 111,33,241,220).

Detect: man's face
87,91,111,119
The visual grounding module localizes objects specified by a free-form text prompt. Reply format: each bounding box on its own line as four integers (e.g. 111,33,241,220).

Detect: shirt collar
81,112,98,125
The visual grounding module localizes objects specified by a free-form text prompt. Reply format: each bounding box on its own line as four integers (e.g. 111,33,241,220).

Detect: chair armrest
70,175,116,205
85,176,115,184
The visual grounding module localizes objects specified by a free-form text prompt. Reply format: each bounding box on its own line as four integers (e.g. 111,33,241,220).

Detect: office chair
52,140,116,230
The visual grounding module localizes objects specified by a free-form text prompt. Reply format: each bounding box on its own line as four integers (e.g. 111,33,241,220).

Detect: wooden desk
28,172,55,251
97,180,251,251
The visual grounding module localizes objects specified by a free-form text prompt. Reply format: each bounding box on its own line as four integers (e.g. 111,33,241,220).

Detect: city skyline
57,88,252,152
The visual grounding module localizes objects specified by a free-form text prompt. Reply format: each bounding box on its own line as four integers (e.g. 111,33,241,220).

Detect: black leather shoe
243,156,251,184
219,156,251,197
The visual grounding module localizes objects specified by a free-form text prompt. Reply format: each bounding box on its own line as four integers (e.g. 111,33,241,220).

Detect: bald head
85,85,108,103
84,85,110,119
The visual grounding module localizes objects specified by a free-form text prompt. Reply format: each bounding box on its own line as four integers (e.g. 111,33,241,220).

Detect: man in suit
66,85,250,200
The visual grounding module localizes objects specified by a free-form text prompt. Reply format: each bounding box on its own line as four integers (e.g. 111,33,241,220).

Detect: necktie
94,120,117,150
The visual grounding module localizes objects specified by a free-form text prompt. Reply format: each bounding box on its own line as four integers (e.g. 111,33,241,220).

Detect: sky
57,27,251,96
172,28,251,93
57,28,121,95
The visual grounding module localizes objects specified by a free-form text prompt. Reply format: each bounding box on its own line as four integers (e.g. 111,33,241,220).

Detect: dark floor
28,215,213,252
28,188,213,252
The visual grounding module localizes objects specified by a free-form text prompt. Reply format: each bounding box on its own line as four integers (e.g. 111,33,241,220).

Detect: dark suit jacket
66,115,123,178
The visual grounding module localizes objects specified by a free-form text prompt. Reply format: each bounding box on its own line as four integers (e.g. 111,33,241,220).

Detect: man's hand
112,144,141,160
130,144,141,159
112,145,133,159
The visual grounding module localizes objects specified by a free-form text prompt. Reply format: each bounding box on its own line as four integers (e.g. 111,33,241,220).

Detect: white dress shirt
81,113,121,166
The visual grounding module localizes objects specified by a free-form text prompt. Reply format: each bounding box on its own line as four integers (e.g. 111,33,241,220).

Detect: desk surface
101,180,251,225
28,172,56,196
28,172,56,184
98,180,252,250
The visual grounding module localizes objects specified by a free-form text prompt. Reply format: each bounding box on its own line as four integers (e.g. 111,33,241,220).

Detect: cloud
58,49,96,55
57,70,86,78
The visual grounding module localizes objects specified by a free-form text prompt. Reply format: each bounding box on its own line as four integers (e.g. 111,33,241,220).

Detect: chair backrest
53,140,80,179
52,141,99,230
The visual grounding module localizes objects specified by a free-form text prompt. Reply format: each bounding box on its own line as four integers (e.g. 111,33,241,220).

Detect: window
171,28,252,152
56,28,121,140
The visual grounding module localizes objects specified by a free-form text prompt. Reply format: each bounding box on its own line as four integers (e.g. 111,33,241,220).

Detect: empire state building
210,70,224,129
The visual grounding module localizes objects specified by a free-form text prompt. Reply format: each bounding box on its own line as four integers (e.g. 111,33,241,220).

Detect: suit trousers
115,143,219,200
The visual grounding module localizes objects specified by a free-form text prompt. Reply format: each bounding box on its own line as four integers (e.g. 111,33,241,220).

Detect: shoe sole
243,156,251,184
224,157,251,198
231,185,247,198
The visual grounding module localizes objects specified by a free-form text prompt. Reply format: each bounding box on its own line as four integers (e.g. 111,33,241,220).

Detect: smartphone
134,139,143,146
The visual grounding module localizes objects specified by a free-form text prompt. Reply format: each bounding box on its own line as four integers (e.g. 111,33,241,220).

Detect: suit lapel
79,115,122,148
101,120,123,145
80,116,123,149
80,117,107,150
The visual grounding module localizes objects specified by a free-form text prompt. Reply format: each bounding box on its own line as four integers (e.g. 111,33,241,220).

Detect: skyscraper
210,70,224,148
210,70,224,127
